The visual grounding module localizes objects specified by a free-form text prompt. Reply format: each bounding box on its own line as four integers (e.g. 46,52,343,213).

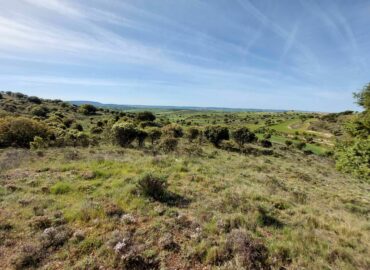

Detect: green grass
0,145,368,269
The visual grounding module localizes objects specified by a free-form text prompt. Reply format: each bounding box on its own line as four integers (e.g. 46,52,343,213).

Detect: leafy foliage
137,111,156,122
232,127,257,147
112,122,138,147
204,126,229,147
0,117,50,148
79,104,97,115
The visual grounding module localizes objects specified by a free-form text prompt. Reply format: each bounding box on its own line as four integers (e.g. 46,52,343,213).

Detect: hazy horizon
1,0,369,112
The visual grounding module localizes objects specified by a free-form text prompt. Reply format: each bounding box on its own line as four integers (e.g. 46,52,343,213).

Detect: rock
72,230,85,242
120,214,136,225
114,238,130,254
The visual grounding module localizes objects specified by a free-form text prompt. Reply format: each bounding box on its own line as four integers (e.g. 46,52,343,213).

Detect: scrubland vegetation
0,86,369,269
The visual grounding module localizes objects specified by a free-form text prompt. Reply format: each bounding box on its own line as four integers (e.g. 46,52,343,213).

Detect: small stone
73,230,85,242
120,214,136,225
114,238,129,254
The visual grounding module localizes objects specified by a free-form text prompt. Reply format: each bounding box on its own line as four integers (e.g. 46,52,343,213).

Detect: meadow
0,91,369,269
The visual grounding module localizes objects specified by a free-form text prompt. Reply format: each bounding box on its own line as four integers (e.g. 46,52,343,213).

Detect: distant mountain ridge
69,100,289,112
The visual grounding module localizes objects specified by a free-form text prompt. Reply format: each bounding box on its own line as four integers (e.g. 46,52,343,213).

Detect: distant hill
69,100,289,112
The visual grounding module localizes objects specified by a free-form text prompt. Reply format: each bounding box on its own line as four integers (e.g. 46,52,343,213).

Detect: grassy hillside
0,92,369,269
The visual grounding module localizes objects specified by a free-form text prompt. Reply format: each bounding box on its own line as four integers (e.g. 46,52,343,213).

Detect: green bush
28,96,42,104
112,122,138,147
137,173,168,201
232,127,257,147
162,124,183,138
159,136,178,153
136,129,148,147
186,127,200,142
79,104,97,116
31,106,49,117
204,126,229,147
0,117,50,148
295,141,306,150
137,111,156,122
285,140,293,147
335,139,370,179
260,139,272,148
147,127,162,145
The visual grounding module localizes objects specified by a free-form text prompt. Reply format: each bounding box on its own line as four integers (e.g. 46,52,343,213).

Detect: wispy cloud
0,0,369,111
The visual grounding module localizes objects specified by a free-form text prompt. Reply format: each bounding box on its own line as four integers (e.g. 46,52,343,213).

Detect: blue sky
0,0,369,111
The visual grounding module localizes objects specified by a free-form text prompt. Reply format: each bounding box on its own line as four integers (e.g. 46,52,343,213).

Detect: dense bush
0,117,50,148
159,136,178,153
79,104,97,115
112,122,138,147
204,126,229,147
260,139,272,148
136,129,148,147
137,111,156,122
285,140,293,147
335,139,370,179
31,106,50,117
28,96,42,104
147,127,162,145
137,173,168,201
162,124,183,138
186,127,200,142
0,93,3,99
334,84,369,179
232,127,257,147
295,141,306,150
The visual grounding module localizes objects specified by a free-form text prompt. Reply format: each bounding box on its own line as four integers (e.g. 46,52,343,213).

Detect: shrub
0,93,3,99
30,136,48,150
295,141,306,150
159,136,178,153
79,104,97,115
232,127,257,147
28,96,42,104
162,124,183,138
263,133,272,139
112,122,138,147
186,127,200,142
260,139,272,148
0,117,50,148
12,244,44,269
335,139,370,179
136,129,148,147
285,140,293,147
31,106,49,117
137,111,156,122
137,173,168,201
226,230,270,269
204,126,229,147
147,127,162,145
71,122,83,131
51,182,72,194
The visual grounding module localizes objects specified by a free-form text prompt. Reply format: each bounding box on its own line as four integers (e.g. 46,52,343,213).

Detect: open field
0,92,369,269
1,145,369,270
